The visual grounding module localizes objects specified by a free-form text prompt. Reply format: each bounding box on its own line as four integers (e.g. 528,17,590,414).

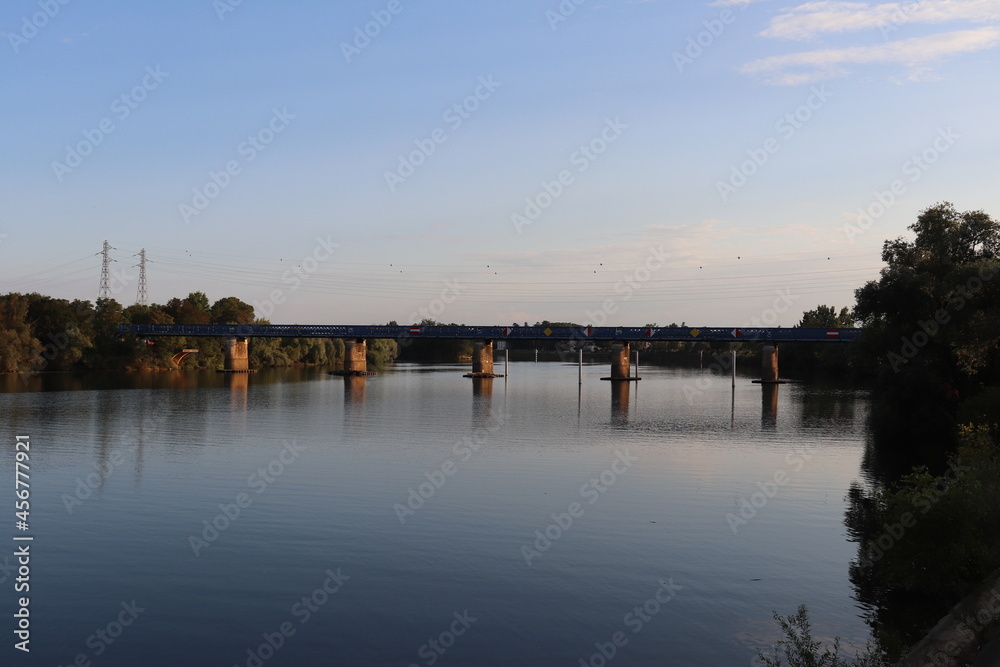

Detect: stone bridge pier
329,338,376,376
601,342,640,381
223,337,251,372
345,338,367,373
754,343,785,385
465,340,503,378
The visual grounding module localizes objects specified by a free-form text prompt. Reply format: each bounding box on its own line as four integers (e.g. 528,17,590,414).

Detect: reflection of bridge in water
121,323,862,431
123,324,861,384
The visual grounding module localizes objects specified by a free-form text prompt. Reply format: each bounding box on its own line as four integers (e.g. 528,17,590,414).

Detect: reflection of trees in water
845,423,1000,662
797,385,858,425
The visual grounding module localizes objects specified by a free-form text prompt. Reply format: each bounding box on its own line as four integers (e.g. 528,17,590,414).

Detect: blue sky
3,0,998,327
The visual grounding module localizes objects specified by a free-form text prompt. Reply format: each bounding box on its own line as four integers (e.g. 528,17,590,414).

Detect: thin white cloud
742,25,1000,84
762,0,1000,41
710,0,770,7
739,0,1000,83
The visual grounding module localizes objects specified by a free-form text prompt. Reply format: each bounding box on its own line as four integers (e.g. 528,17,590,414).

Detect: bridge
121,323,861,383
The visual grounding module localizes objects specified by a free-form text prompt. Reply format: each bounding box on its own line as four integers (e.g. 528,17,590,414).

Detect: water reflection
343,375,367,404
761,384,779,428
472,377,493,426
227,372,249,412
611,381,630,426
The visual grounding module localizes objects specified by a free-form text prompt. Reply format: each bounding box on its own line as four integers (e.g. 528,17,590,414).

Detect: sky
2,0,998,327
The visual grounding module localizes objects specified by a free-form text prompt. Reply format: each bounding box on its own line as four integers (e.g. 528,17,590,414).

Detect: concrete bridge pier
222,337,252,372
329,339,376,376
601,342,641,381
345,338,367,373
753,343,785,385
465,340,503,378
329,338,377,376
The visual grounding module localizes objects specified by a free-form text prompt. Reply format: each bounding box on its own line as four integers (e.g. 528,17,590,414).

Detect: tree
797,305,854,328
164,295,210,325
853,202,1000,433
210,296,254,325
187,291,210,313
24,293,93,370
0,293,42,372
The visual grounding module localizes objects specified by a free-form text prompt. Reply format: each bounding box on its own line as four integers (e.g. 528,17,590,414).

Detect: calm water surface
1,362,872,666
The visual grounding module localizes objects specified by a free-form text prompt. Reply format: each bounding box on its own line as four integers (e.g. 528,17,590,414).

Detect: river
0,361,873,666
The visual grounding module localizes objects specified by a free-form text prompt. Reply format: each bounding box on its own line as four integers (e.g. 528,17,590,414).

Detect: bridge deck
122,324,861,343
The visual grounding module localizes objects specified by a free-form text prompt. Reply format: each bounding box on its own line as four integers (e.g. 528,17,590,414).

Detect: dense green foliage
853,202,1000,434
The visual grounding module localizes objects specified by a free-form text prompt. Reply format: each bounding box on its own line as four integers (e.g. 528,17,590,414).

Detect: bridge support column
612,343,630,379
465,340,502,378
345,338,367,373
329,338,376,376
601,342,640,381
761,343,780,383
223,337,251,372
474,340,494,375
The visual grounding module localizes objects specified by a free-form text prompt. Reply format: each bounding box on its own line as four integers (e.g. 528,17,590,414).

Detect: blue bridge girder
121,324,862,343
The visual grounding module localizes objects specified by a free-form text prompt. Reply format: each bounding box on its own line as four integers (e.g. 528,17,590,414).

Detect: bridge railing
120,324,862,343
